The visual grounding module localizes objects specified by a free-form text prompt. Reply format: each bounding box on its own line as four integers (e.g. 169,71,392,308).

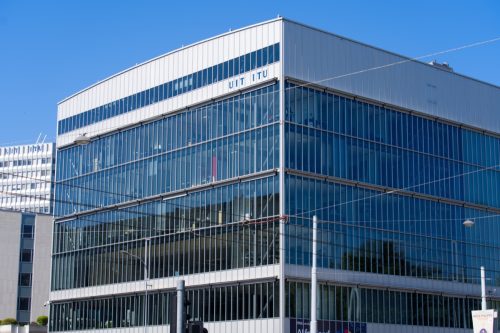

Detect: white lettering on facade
228,68,268,90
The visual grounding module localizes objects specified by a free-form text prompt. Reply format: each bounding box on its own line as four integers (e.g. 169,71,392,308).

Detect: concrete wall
0,210,22,319
0,325,47,333
30,214,52,322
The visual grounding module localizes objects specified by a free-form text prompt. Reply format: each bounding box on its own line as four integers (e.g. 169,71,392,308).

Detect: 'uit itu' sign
228,68,268,90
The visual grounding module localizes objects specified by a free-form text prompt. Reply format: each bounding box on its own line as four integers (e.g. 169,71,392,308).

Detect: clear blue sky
0,0,498,145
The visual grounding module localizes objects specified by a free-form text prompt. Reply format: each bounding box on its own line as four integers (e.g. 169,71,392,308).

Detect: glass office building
51,18,500,333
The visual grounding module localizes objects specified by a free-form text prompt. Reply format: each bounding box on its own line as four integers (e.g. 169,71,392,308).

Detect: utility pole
177,280,185,333
311,215,318,333
481,266,487,310
144,238,150,333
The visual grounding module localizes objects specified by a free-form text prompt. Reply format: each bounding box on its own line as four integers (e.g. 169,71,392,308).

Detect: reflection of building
50,18,500,333
0,210,52,324
0,143,55,214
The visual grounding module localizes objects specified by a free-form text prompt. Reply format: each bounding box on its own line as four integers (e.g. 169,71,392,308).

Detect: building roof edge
281,18,500,90
58,17,284,105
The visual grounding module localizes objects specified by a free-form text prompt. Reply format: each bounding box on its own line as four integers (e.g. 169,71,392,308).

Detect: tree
36,316,48,326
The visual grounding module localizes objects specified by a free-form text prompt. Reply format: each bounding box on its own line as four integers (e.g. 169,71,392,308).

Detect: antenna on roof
36,133,42,144
277,14,281,18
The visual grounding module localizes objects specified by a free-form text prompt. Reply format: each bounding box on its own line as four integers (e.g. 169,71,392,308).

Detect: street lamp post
120,238,150,333
463,219,488,310
311,215,318,333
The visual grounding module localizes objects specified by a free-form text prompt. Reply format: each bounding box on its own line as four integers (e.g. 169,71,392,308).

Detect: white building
51,18,500,333
0,143,55,214
0,210,52,324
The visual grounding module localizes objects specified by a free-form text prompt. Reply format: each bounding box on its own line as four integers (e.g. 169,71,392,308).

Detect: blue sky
0,0,498,145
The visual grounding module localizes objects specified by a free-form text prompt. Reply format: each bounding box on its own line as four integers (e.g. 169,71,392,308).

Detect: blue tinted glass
239,55,245,73
235,57,240,75
127,96,132,111
202,69,208,85
167,82,172,98
173,79,179,96
262,47,268,65
229,59,234,76
268,45,274,63
245,53,251,71
159,84,165,101
192,72,197,89
187,74,193,91
207,67,213,85
274,43,280,61
134,93,139,109
251,51,257,70
217,64,223,82
153,87,159,102
257,49,262,67
223,61,228,79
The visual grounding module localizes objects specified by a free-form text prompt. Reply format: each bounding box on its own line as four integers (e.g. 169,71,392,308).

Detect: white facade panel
283,20,500,134
57,19,282,123
57,61,280,147
50,264,279,301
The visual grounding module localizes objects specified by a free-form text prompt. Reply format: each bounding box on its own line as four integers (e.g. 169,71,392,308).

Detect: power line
2,158,499,223
295,162,500,218
60,34,500,139
49,217,500,285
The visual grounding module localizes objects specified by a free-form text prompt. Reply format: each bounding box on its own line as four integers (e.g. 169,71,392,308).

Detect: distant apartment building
0,210,52,324
0,143,55,214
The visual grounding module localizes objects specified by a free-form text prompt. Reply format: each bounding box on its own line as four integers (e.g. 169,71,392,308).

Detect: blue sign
290,319,367,333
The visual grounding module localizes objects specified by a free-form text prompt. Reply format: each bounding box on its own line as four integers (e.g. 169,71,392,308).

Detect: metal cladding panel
56,19,282,148
283,20,500,133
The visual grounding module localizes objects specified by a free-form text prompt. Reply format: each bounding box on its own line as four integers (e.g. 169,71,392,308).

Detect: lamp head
463,219,475,228
74,133,91,146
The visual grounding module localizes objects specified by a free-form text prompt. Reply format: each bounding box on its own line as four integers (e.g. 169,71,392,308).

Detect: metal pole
311,215,318,333
481,266,487,310
176,280,185,333
144,238,150,333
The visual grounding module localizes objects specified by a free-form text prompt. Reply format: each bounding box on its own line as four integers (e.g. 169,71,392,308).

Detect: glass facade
283,81,500,329
285,82,500,208
285,281,500,329
51,177,280,290
52,44,500,331
58,43,280,135
55,84,280,217
50,280,279,331
52,77,282,331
